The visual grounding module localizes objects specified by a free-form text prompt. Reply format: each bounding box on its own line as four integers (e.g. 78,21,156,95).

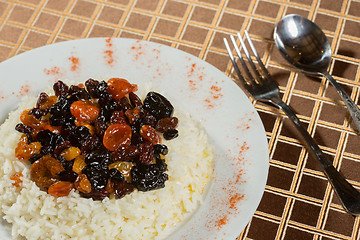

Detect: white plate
0,38,269,239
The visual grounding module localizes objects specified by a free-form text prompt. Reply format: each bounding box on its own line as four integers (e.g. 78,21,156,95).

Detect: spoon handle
270,96,360,215
323,72,360,132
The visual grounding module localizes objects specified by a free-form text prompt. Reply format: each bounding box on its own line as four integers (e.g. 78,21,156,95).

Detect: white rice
0,84,213,240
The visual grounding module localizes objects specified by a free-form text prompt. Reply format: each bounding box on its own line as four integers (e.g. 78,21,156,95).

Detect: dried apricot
107,78,137,100
103,124,132,151
48,181,74,197
31,155,65,189
70,100,100,122
10,172,23,187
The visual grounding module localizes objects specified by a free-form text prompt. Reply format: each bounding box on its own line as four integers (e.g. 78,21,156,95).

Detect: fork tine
244,30,272,80
223,38,245,83
229,35,254,82
236,32,263,81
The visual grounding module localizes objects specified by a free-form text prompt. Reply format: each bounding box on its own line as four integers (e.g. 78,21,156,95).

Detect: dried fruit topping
140,125,161,144
143,92,174,120
163,129,179,140
15,79,179,199
48,181,74,197
10,172,23,187
72,155,87,174
156,117,178,133
103,124,132,151
70,100,100,122
31,155,64,189
74,174,92,193
107,78,137,100
131,163,168,191
15,134,41,161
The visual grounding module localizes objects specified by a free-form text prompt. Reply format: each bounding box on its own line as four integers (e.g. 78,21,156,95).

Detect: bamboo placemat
1,0,360,239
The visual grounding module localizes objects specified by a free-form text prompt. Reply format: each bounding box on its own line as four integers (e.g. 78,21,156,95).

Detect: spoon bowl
274,14,360,132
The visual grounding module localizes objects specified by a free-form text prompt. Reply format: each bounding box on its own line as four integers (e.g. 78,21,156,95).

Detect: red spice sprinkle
130,43,143,60
69,56,80,71
17,84,31,97
44,66,61,76
214,216,229,230
229,193,245,210
104,38,115,66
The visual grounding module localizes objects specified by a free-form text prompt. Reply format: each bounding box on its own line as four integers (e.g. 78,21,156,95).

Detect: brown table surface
1,0,360,239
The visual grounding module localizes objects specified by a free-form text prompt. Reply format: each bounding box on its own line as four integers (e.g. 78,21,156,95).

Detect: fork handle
270,96,360,214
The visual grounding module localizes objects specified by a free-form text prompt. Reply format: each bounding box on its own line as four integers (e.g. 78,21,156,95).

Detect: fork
224,31,360,216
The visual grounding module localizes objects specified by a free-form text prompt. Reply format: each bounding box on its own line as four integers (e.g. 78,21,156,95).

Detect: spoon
274,14,360,132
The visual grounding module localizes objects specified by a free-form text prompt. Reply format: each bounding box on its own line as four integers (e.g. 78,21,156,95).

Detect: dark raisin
58,170,78,182
110,145,139,162
69,85,90,101
155,158,168,172
36,92,49,109
131,132,144,147
114,181,134,199
143,92,174,120
156,117,178,133
36,130,64,155
68,126,91,147
85,79,100,98
53,80,69,97
109,168,125,182
118,96,132,112
142,114,157,128
80,189,109,201
97,81,108,97
49,98,75,127
110,111,127,125
131,163,168,191
82,164,109,190
163,129,179,140
153,144,168,156
125,108,141,125
53,140,72,155
28,108,46,120
94,119,108,137
136,142,153,165
129,92,142,108
55,155,74,171
85,149,111,166
15,123,33,134
80,135,100,155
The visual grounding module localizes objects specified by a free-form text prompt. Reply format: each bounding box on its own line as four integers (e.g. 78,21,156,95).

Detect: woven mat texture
1,0,360,239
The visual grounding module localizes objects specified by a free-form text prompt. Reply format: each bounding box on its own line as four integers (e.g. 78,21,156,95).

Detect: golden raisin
72,155,86,174
10,172,23,188
70,100,100,122
20,110,42,129
103,124,132,151
15,134,42,161
109,161,134,181
48,181,74,197
39,96,58,111
74,174,91,193
30,155,65,189
140,125,161,144
125,108,141,125
107,78,137,100
60,147,81,161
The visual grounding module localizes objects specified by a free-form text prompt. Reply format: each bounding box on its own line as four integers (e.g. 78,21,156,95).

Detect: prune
58,170,78,182
129,92,142,108
156,117,178,133
153,144,168,156
28,108,46,119
163,129,179,140
143,92,174,120
110,145,139,162
80,189,109,201
109,168,125,182
114,181,134,199
36,130,64,155
68,126,91,147
137,142,154,165
69,85,90,101
53,80,69,97
131,163,168,191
